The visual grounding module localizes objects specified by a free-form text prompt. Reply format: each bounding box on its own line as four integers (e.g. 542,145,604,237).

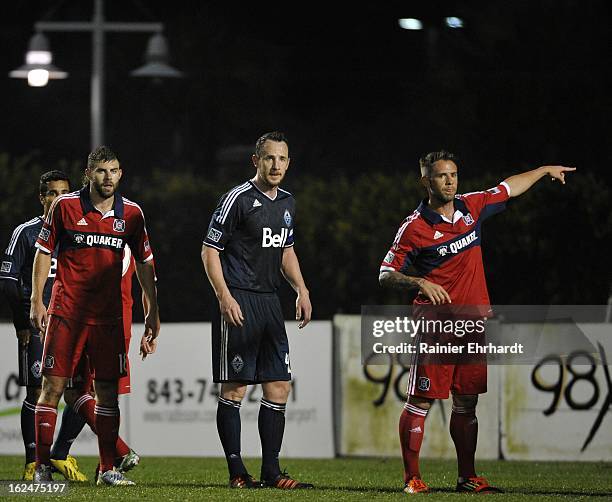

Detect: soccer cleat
229,473,261,488
403,476,430,494
22,462,36,481
33,464,53,482
456,476,503,493
262,470,313,489
50,455,88,482
117,449,140,473
96,468,135,486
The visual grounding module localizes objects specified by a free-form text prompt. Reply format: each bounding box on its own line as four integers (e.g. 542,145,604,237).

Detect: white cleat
96,468,135,486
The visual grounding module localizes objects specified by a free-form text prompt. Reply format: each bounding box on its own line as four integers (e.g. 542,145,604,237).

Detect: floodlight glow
445,17,464,29
28,69,49,87
398,18,423,30
26,50,52,65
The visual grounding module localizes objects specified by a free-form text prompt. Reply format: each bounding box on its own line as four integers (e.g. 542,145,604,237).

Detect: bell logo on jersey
262,227,289,248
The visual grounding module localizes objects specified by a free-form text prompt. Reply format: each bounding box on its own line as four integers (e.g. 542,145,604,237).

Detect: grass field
1,456,611,500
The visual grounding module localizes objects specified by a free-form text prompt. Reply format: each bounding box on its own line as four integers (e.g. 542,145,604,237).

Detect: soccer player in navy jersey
202,131,313,489
30,146,159,486
379,151,575,494
0,170,90,481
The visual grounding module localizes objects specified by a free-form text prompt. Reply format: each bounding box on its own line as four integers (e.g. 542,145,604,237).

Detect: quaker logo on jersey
1,261,11,273
231,354,244,373
384,251,395,264
462,213,475,226
418,377,430,392
262,227,289,248
39,227,50,242
207,228,222,243
44,355,54,369
71,231,124,250
31,360,42,378
113,219,125,232
437,245,449,257
449,230,477,254
284,209,292,227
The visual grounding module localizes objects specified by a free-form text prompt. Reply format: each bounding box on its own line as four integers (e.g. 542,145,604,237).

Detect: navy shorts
18,327,44,387
212,288,291,384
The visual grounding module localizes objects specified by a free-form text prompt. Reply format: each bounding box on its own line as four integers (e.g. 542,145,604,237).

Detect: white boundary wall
0,321,334,458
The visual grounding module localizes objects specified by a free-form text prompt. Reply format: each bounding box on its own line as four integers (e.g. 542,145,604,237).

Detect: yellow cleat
50,455,88,482
22,462,36,481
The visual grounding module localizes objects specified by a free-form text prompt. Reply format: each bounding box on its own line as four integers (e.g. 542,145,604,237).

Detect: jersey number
48,258,58,278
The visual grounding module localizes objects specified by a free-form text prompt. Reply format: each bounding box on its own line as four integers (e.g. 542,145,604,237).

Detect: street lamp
9,32,67,87
9,0,183,150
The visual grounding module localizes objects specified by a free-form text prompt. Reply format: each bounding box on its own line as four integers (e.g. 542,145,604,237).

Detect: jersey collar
79,186,124,219
418,197,468,225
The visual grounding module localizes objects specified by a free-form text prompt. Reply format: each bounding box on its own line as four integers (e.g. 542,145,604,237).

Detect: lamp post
10,0,182,150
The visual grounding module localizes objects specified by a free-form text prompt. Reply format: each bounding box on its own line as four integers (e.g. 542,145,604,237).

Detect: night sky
2,1,610,177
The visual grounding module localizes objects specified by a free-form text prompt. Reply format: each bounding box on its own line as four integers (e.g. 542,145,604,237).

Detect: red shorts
42,315,127,381
406,317,488,399
407,362,487,399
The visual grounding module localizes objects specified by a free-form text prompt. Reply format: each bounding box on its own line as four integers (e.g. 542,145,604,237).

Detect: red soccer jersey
380,182,510,305
35,187,153,324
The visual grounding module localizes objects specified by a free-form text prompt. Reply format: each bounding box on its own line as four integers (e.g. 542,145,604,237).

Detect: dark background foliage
1,1,610,321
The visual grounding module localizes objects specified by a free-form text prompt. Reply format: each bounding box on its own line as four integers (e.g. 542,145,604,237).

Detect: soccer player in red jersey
30,146,159,486
379,151,575,494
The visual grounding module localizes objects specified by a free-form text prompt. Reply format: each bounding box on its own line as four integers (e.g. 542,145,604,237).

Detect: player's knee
93,379,119,407
452,393,478,410
407,395,434,411
221,383,247,402
262,381,291,403
40,377,65,406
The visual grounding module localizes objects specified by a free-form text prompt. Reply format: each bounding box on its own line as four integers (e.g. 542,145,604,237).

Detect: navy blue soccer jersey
203,180,295,293
1,217,57,326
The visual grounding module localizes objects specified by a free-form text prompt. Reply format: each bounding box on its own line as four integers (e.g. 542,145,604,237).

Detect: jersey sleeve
1,224,30,281
0,225,32,331
35,198,63,254
459,182,511,221
203,192,243,251
380,218,420,275
127,210,154,263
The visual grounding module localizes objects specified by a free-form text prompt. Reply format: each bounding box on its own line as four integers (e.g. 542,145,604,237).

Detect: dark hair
419,150,458,177
254,131,288,157
87,145,118,169
39,170,71,195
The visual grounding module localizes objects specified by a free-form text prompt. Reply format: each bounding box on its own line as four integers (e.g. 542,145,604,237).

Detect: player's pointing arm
504,165,576,197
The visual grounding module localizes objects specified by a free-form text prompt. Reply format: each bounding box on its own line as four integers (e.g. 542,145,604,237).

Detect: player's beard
92,180,116,199
263,170,285,188
432,188,456,204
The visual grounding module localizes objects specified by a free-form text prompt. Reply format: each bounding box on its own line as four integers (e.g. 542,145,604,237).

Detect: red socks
74,394,128,469
399,403,428,482
35,405,58,467
94,405,120,472
450,405,478,479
